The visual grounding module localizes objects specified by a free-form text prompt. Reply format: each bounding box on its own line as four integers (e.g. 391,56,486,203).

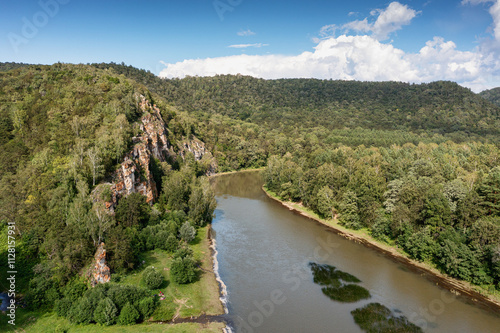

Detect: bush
84,284,106,309
155,230,170,249
171,256,197,284
68,297,94,324
164,234,179,252
107,284,148,311
137,297,156,320
55,297,73,317
94,297,118,326
142,267,164,289
117,302,140,325
25,275,60,309
63,280,88,301
173,246,193,260
179,221,196,243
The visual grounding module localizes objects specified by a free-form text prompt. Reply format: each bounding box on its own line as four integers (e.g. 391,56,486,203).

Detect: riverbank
262,186,500,316
209,167,264,179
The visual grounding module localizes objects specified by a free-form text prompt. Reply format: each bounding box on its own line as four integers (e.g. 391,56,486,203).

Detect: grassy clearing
1,226,224,333
117,225,223,321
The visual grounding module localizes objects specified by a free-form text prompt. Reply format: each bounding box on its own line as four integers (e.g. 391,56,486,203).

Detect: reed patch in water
309,262,370,303
351,303,422,333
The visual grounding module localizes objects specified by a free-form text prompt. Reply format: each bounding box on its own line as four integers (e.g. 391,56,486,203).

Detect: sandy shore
262,186,500,316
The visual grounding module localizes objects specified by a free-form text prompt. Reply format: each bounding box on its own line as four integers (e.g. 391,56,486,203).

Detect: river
211,171,500,333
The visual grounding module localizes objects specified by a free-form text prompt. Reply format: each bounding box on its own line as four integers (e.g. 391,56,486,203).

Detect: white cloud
462,0,493,4
319,24,337,37
237,29,256,36
158,1,500,92
159,34,500,92
341,1,419,40
228,43,268,48
463,0,500,41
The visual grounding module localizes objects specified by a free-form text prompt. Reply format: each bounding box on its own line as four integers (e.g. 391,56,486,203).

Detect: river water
211,171,500,333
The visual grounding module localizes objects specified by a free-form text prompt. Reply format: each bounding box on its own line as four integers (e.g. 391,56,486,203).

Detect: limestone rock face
90,243,111,287
106,95,169,211
104,94,217,211
179,138,218,176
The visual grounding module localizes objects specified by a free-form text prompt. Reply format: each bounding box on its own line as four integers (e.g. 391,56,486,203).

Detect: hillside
91,63,500,141
0,63,221,330
480,87,500,108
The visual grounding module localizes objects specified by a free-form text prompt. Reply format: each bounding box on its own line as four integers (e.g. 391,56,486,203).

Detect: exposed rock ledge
89,242,111,287
105,95,217,212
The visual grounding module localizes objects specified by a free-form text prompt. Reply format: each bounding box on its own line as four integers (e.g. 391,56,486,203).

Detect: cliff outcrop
90,242,111,287
104,95,217,212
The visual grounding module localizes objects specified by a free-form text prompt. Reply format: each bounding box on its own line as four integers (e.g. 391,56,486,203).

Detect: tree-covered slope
0,64,219,329
480,87,500,108
91,62,500,139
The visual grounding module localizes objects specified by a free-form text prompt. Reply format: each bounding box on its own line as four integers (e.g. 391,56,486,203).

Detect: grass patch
119,226,222,320
351,303,422,333
17,311,225,332
0,226,223,332
309,262,370,303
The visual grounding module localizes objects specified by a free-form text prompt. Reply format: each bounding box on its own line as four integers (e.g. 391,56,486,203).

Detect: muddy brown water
211,171,500,333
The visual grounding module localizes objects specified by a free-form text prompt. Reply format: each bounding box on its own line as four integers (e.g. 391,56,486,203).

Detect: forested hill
0,63,221,325
480,87,500,108
90,62,500,140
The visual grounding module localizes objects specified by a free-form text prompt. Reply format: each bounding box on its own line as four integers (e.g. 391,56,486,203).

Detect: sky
1,0,500,92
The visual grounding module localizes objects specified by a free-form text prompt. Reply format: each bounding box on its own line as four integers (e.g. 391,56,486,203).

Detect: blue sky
1,0,500,91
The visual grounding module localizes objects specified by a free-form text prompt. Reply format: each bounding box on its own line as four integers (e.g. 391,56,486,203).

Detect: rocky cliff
104,95,217,212
90,242,111,287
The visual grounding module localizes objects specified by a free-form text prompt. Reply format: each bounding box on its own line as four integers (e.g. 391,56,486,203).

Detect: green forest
1,62,500,330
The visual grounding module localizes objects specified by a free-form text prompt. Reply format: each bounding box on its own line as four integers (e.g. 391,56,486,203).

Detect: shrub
117,302,140,325
173,246,193,260
63,280,88,301
179,221,196,243
164,234,179,252
137,297,156,320
171,256,197,284
84,284,106,309
68,297,94,324
94,297,118,326
142,267,164,289
155,230,170,249
55,297,73,317
107,284,148,311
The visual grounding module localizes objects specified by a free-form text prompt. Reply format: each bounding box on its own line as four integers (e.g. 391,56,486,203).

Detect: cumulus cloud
159,33,500,92
341,2,419,40
158,1,500,92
